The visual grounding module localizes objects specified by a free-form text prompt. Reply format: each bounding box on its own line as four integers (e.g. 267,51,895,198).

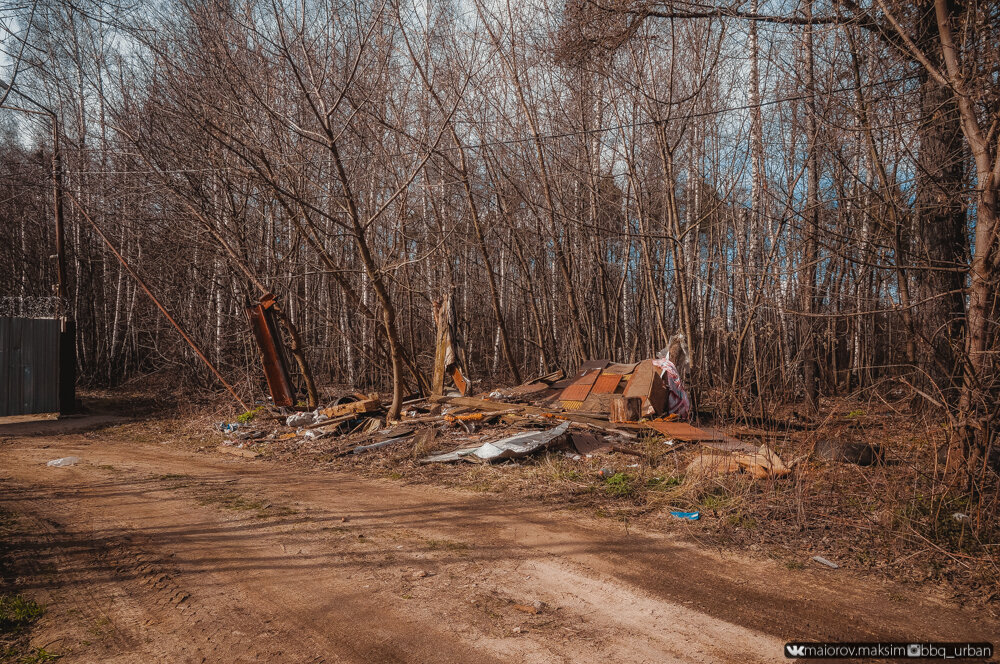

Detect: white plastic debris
285,411,317,427
46,456,80,467
420,422,571,463
953,512,970,522
811,556,839,569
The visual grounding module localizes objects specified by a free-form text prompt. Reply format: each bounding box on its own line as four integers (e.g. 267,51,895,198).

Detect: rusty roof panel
559,368,601,403
590,373,622,395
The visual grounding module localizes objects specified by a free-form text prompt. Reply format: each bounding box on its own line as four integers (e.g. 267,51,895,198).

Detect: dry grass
147,390,1000,608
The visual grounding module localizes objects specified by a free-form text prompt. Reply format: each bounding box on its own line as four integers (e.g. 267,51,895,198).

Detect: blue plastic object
670,510,700,521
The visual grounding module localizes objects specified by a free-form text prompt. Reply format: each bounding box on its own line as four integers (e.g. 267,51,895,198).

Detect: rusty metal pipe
64,191,250,411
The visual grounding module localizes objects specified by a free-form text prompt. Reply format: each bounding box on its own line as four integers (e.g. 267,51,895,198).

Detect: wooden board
573,359,611,377
501,381,553,397
579,392,615,413
320,397,380,419
429,395,647,431
609,396,641,423
645,421,751,451
622,360,667,417
645,421,717,440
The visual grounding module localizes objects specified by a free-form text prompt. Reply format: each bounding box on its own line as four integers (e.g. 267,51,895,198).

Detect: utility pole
51,116,67,300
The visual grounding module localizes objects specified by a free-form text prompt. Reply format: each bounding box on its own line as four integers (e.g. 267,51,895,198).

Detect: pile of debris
216,357,790,480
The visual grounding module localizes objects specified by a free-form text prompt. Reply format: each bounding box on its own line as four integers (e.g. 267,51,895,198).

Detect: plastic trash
811,556,839,569
47,456,80,467
285,411,316,427
217,422,240,434
670,510,700,521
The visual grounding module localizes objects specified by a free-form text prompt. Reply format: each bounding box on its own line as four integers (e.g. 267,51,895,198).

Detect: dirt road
1,422,996,663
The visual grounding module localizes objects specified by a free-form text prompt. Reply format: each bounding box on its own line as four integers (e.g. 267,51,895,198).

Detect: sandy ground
0,416,996,663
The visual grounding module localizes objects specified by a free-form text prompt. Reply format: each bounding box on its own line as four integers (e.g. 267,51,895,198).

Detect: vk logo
785,644,807,657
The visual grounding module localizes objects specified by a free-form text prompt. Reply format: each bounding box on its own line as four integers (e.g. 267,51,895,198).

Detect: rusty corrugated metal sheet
590,373,622,395
559,368,601,403
246,294,295,408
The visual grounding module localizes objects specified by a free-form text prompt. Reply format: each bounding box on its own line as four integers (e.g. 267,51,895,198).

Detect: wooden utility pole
51,116,67,301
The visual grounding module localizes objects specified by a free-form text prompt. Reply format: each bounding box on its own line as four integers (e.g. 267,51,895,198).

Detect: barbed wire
0,295,68,318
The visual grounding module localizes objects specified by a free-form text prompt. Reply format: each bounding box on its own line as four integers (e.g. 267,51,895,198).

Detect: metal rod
64,191,251,411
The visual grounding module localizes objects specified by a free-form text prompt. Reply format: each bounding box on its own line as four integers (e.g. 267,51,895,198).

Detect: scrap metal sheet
574,359,611,377
420,422,571,463
603,362,638,375
590,373,622,395
559,369,601,403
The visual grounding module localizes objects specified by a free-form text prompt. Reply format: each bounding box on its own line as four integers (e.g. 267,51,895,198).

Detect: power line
33,73,917,177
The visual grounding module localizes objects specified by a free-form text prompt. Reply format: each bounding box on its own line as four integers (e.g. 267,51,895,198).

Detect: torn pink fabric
652,357,691,420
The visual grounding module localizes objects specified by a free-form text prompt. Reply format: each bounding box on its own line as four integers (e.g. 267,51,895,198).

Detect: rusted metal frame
246,294,295,408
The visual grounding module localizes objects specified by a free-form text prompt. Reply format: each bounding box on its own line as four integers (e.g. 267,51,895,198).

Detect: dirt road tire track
1,432,996,663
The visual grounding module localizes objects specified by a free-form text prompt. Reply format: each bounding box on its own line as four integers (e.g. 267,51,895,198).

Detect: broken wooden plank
644,421,735,442
449,365,469,396
429,395,517,412
645,421,757,453
579,392,615,414
622,360,667,417
301,414,356,431
499,381,552,398
574,359,611,376
609,396,642,423
319,397,381,419
603,362,638,375
429,395,644,432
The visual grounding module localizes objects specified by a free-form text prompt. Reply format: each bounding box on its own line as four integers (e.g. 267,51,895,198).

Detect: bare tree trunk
800,0,820,414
